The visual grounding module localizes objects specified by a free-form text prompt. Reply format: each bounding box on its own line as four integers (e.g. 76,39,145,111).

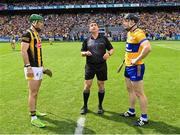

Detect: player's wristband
24,64,31,67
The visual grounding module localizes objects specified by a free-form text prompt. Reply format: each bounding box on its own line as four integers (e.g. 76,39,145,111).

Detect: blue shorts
124,64,145,81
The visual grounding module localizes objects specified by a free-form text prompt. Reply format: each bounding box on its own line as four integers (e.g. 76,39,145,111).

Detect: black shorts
85,62,107,81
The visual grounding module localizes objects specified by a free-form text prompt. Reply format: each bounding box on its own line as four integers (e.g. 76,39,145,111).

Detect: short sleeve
21,31,31,43
135,31,147,45
104,36,113,51
81,39,88,52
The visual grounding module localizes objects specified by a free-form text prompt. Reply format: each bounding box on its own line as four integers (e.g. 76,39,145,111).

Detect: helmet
124,13,139,23
29,14,43,23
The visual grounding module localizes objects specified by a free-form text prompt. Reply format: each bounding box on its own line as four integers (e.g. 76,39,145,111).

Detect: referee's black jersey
81,35,113,64
21,29,43,67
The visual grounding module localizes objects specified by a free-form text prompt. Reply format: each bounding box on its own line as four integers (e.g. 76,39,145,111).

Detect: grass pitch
0,41,180,134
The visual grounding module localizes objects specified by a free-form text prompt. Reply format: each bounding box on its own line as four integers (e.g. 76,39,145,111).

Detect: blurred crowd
139,12,180,40
0,11,179,41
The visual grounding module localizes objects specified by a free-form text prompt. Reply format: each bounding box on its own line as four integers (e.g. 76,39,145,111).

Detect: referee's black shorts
85,62,107,81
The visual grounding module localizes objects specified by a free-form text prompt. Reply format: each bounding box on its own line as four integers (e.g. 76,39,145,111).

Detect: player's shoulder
22,30,31,37
134,28,146,38
21,30,32,43
134,28,145,35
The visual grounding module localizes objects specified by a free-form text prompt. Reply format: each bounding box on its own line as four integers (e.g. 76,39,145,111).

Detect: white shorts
24,67,43,80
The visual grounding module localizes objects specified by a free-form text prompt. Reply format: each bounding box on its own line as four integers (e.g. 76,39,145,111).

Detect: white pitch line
74,116,86,135
155,44,180,51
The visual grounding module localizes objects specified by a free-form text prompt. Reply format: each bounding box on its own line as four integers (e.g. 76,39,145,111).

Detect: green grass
0,41,180,134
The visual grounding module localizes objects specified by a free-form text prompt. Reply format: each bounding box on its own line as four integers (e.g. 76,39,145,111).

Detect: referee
80,20,114,115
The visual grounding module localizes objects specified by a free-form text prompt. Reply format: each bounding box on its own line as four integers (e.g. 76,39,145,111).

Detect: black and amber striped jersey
21,29,43,67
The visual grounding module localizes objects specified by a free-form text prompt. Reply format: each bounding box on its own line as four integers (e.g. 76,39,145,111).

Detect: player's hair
29,14,43,23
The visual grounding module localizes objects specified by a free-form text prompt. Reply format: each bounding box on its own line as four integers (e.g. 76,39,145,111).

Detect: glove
43,69,52,77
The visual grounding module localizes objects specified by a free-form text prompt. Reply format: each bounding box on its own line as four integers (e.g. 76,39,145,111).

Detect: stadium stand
0,0,179,41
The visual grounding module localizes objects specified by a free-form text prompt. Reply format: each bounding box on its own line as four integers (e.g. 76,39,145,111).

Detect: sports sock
83,90,90,107
98,90,105,107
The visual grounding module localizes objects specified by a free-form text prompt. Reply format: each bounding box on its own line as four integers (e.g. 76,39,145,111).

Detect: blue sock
141,114,148,120
128,108,135,113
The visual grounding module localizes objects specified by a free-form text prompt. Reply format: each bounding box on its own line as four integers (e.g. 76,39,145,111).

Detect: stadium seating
0,0,179,41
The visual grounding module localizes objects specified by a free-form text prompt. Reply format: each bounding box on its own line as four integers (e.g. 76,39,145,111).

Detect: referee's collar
90,34,101,40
